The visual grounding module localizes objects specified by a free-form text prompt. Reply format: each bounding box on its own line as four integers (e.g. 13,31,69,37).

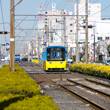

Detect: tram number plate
53,63,59,64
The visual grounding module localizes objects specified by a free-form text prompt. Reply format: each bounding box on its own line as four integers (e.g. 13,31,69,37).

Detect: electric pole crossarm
15,14,85,17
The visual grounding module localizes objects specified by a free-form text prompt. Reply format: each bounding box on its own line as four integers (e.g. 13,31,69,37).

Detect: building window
70,30,72,32
97,37,102,40
97,5,100,8
70,24,72,26
56,19,57,22
89,5,91,8
105,37,110,40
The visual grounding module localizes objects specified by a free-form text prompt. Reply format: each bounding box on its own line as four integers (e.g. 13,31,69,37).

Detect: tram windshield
15,55,20,59
47,48,65,61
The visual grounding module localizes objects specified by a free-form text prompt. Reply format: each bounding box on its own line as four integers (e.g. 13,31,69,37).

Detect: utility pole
93,22,96,62
46,23,49,46
64,0,79,61
37,32,40,60
50,21,53,43
76,0,79,63
10,0,15,71
61,9,64,46
35,37,37,60
64,15,66,47
31,41,33,60
85,0,88,64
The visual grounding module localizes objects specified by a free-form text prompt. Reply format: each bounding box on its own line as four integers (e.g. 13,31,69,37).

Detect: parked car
67,58,73,63
1,58,5,62
21,58,28,62
105,60,110,65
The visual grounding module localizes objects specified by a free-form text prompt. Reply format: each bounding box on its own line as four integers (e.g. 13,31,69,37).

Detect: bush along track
69,63,110,79
0,64,59,110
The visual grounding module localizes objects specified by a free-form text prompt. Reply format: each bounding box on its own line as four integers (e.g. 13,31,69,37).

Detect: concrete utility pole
93,22,96,62
85,0,88,64
31,41,33,60
50,21,53,43
64,15,66,47
37,32,40,60
76,0,79,63
10,0,15,71
61,9,65,46
46,24,49,46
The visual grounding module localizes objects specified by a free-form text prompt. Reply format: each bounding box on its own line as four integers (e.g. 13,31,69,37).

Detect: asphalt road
0,61,9,68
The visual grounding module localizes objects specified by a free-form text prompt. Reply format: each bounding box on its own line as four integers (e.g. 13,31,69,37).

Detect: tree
107,44,110,57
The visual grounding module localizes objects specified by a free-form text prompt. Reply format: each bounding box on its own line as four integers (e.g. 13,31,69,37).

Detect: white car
105,60,110,66
67,58,73,63
1,59,5,62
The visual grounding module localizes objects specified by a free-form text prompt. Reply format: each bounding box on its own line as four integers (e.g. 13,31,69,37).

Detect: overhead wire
15,2,39,53
42,0,49,10
77,0,99,15
15,15,39,53
56,0,65,9
43,0,51,11
90,4,110,17
65,0,100,30
0,0,7,43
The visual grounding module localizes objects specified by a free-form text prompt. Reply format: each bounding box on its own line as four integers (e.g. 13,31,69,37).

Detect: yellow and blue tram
42,46,66,71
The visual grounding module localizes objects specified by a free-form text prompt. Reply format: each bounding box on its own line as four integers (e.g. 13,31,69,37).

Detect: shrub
69,63,110,79
4,95,59,110
0,64,59,110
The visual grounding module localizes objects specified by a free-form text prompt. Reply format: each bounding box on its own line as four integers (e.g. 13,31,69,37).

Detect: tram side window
47,48,51,60
61,48,65,60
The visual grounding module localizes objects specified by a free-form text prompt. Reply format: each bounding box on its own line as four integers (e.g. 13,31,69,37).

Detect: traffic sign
44,42,46,45
44,32,46,34
6,43,9,46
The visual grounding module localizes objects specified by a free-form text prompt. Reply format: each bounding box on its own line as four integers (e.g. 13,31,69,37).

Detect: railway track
60,85,107,110
19,62,110,110
45,74,110,110
67,78,110,98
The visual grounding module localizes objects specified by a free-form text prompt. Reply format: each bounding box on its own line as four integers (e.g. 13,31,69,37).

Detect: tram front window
47,48,65,61
15,55,20,59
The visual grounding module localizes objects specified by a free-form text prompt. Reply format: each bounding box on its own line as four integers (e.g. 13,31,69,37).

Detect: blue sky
0,0,110,54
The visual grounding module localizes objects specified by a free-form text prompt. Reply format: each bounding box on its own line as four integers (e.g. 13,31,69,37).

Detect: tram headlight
49,62,52,64
60,62,63,64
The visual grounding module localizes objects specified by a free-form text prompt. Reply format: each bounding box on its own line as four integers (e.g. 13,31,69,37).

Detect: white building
45,3,67,46
74,0,110,61
45,4,76,58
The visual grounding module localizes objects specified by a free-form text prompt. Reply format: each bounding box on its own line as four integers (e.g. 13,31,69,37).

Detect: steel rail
45,75,108,110
60,85,107,110
67,79,110,98
85,78,110,88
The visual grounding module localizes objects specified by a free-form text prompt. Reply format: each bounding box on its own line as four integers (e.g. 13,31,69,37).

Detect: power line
0,0,7,44
42,0,49,10
15,17,38,52
90,4,110,17
58,2,70,10
44,0,51,10
77,0,99,15
56,0,65,9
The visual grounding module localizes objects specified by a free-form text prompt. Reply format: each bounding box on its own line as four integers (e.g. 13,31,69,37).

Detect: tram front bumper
46,61,66,70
